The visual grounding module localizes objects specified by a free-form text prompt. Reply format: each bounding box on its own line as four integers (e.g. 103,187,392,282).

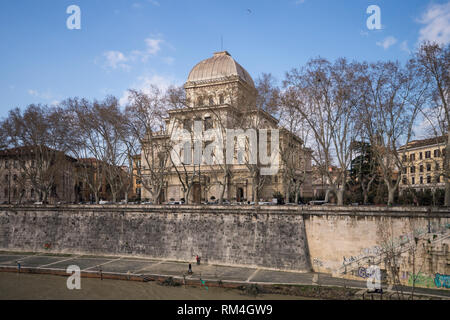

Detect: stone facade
399,136,446,192
141,51,313,204
0,147,77,205
0,205,448,289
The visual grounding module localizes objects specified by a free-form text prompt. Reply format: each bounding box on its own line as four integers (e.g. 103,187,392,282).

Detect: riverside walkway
0,251,448,299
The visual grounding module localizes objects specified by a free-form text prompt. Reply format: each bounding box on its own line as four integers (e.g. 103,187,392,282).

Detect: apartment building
399,136,446,192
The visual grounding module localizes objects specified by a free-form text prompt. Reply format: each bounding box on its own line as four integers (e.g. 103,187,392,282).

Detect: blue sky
1,0,449,119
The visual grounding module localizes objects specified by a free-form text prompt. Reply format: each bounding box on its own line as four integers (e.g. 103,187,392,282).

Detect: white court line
134,260,165,274
38,255,81,268
246,269,260,282
83,258,122,271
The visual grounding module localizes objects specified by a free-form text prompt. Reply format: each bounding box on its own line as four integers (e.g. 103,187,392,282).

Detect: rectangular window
410,166,415,174
204,117,213,130
183,119,192,132
427,176,431,184
419,165,423,173
427,163,431,172
411,177,415,185
425,151,431,159
419,152,423,160
434,149,441,157
410,154,415,162
402,155,407,162
420,176,423,184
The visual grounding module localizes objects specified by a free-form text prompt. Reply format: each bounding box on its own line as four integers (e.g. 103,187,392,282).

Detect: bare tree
284,58,361,205
279,87,312,203
358,61,427,205
124,86,176,204
1,104,76,203
413,42,450,205
65,97,129,203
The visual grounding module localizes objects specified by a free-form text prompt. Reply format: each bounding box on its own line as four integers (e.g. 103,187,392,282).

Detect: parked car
309,200,328,206
167,201,183,205
99,200,111,205
258,201,274,206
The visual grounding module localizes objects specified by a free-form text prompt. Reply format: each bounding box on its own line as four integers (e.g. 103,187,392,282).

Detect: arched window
197,96,204,107
219,94,224,104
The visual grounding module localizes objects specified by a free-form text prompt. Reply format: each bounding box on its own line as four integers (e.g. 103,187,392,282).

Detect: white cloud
132,3,142,9
103,51,130,70
128,38,164,62
148,0,160,6
145,38,163,55
119,74,178,106
295,0,305,4
400,40,411,54
418,2,450,45
28,89,53,100
101,37,166,70
376,36,398,50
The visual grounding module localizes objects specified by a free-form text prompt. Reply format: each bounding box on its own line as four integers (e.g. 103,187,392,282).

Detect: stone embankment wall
303,206,449,289
0,205,311,271
0,205,448,288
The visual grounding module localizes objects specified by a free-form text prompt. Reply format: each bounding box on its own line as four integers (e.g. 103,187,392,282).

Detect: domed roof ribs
185,52,255,88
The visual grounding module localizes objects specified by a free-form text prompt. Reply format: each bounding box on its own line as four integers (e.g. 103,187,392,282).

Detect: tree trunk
363,192,369,205
336,188,344,206
284,181,289,204
324,189,330,202
219,182,226,204
387,186,395,206
445,131,450,206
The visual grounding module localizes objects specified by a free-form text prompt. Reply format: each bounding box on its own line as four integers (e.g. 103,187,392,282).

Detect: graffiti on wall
434,274,450,289
342,245,382,266
408,273,434,288
408,272,450,289
357,266,376,279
